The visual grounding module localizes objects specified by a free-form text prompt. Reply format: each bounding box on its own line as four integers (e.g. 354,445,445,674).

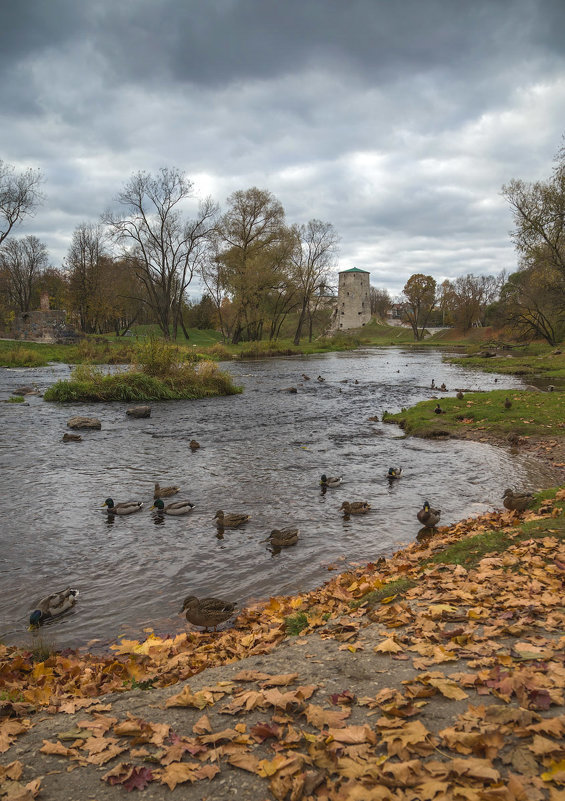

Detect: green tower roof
340,267,370,274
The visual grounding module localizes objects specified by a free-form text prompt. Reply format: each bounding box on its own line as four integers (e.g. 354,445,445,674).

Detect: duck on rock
502,488,533,512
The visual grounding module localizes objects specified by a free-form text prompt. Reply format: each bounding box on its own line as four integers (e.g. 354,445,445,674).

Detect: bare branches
0,161,43,246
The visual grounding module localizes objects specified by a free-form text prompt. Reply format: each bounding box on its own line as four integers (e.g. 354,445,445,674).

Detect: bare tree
0,235,48,312
369,286,392,320
291,219,339,345
104,168,218,339
0,161,43,246
66,223,107,333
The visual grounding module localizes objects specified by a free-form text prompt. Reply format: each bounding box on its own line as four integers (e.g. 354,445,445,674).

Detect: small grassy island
43,341,241,403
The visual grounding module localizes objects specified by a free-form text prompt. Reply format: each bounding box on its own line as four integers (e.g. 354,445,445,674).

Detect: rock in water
67,416,101,430
62,433,82,442
126,405,151,418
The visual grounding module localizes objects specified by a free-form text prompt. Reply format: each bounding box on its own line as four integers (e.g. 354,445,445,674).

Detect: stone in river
126,405,151,418
67,416,101,430
62,433,82,442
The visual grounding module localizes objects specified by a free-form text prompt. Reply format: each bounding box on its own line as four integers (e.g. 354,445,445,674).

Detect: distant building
328,267,371,332
11,292,78,344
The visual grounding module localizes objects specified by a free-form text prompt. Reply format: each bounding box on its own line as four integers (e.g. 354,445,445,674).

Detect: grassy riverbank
1,488,563,799
446,346,565,382
382,389,565,441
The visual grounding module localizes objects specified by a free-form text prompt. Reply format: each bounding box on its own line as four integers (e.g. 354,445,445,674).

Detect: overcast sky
1,0,564,295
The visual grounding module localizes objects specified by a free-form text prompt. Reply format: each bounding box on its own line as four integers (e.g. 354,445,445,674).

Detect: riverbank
1,489,564,799
383,389,565,478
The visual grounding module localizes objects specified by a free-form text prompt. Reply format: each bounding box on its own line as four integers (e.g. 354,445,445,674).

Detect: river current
0,347,555,650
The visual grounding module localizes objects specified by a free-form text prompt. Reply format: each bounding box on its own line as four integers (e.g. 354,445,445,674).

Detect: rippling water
0,347,556,650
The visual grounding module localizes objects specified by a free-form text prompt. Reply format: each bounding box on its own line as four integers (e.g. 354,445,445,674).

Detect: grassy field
446,347,565,382
383,388,565,440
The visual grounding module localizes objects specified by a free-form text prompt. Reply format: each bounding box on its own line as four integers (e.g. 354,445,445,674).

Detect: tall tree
291,219,339,345
400,274,437,340
104,168,217,339
0,161,43,246
0,235,48,312
217,187,292,343
66,223,107,333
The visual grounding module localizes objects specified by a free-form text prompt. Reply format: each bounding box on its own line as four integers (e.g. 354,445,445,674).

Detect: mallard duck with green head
151,499,195,516
29,588,79,627
214,510,250,529
180,595,237,631
103,498,143,515
340,501,370,515
417,501,441,527
387,467,402,479
264,528,299,547
321,474,342,487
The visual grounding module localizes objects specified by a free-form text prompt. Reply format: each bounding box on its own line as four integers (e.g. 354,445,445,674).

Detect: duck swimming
103,498,143,515
151,499,195,515
154,482,179,498
264,528,299,547
29,588,79,627
214,510,250,528
340,501,370,515
387,467,402,479
321,474,342,487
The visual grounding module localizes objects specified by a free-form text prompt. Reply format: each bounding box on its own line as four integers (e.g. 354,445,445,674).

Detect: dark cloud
1,0,564,292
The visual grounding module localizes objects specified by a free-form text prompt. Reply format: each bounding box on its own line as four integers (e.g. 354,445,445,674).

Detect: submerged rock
67,416,101,430
12,386,36,395
126,405,151,418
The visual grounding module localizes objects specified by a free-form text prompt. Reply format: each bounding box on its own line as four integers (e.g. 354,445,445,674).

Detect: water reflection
0,347,558,649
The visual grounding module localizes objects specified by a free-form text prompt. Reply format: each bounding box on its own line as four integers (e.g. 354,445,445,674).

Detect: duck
434,403,443,414
317,375,325,382
321,474,342,488
502,488,533,512
504,397,512,409
417,501,441,528
387,467,402,479
189,440,200,450
340,501,370,515
456,391,464,400
103,498,143,515
214,510,250,529
301,374,311,381
264,528,299,547
180,595,237,631
154,482,179,499
151,498,195,516
29,588,79,627
440,383,447,391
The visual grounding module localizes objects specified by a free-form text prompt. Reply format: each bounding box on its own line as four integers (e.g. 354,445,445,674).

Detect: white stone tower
330,267,371,331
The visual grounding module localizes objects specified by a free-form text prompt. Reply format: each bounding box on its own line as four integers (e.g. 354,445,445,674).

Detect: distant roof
340,267,370,274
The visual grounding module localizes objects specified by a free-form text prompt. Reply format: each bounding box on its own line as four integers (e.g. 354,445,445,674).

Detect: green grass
284,611,309,635
44,360,241,403
383,389,565,440
446,346,565,381
6,395,25,403
351,578,416,608
426,505,565,570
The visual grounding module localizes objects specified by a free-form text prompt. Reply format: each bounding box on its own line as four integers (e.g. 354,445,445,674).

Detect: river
0,347,556,650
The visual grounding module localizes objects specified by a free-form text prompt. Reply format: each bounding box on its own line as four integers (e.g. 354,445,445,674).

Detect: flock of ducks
29,374,535,632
